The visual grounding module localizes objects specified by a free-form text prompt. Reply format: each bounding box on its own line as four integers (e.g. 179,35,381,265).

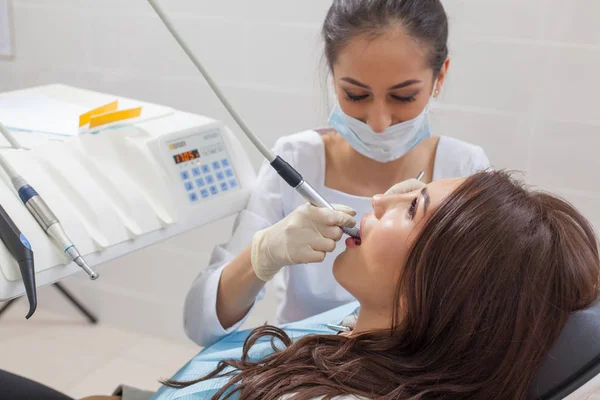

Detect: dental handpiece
0,203,36,318
14,179,99,280
147,0,360,239
270,158,361,238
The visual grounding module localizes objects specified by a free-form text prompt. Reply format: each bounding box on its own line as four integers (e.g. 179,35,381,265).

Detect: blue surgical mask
328,87,436,163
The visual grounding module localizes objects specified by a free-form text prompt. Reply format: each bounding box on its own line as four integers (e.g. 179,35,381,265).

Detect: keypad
180,157,238,203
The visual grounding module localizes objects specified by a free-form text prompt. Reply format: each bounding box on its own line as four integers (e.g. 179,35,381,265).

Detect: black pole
53,283,98,324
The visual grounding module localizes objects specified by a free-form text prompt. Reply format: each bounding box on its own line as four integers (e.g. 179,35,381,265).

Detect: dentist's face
332,26,448,133
334,178,462,312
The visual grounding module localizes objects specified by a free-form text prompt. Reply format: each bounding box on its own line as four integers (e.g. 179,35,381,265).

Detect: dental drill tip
342,226,361,239
74,256,98,280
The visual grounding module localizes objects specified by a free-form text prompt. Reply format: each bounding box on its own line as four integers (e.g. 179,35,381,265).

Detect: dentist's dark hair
322,0,449,78
163,171,600,399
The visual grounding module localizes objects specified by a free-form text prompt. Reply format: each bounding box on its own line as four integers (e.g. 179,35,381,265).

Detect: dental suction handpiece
0,203,37,318
147,0,360,239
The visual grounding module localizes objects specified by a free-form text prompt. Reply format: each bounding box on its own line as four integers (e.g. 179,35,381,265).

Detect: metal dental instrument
16,183,99,280
147,0,360,238
326,323,351,333
0,203,36,318
416,171,425,182
0,123,99,280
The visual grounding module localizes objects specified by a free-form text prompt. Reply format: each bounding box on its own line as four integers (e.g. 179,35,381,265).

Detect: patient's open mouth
345,236,361,248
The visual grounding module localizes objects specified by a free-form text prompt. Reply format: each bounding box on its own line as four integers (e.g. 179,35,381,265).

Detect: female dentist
184,0,490,347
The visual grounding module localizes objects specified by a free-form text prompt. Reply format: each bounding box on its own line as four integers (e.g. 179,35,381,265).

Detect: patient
7,171,600,399
150,171,600,399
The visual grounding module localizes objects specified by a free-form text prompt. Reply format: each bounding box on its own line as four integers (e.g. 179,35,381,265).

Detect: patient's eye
408,197,418,219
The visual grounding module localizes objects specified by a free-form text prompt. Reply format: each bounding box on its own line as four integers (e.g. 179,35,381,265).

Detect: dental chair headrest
528,300,600,399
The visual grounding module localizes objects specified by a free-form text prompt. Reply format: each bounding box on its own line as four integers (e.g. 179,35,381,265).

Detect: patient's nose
372,193,411,219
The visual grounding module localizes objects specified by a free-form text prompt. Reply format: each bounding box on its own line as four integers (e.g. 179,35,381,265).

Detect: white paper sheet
0,92,89,136
0,0,12,57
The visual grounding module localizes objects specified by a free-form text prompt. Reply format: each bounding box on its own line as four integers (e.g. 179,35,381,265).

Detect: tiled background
0,2,598,394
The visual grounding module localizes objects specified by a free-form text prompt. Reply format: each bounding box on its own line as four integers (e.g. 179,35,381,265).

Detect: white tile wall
442,40,549,114
539,47,600,125
0,0,599,342
444,0,544,40
530,119,600,192
11,3,88,70
429,107,528,171
85,15,198,79
241,22,321,89
542,0,600,46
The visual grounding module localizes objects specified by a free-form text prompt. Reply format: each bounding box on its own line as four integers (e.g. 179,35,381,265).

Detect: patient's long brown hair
165,171,600,399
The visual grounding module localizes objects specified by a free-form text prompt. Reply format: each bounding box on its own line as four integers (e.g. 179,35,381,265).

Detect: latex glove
385,178,426,196
251,203,357,281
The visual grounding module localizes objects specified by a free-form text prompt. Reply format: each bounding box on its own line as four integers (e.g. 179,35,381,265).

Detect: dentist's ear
433,57,451,98
384,178,426,196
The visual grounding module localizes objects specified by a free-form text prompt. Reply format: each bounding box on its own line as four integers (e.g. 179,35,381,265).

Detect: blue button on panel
195,178,205,187
202,165,211,174
212,161,221,170
180,171,190,180
216,171,225,181
220,182,229,191
184,182,194,191
221,159,230,167
229,179,237,188
225,169,234,178
200,189,209,198
210,185,218,195
192,167,201,177
188,192,198,202
205,175,214,184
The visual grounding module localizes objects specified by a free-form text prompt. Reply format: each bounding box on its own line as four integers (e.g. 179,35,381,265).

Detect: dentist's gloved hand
385,178,427,196
251,203,357,281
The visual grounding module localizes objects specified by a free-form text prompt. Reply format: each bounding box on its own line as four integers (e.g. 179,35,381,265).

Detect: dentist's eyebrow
422,187,430,215
341,77,370,89
389,79,422,90
340,77,422,91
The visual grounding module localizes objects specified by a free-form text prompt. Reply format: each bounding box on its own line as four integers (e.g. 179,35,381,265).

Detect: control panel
162,123,240,204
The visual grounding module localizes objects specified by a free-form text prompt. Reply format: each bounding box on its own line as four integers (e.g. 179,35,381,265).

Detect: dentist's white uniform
184,130,490,347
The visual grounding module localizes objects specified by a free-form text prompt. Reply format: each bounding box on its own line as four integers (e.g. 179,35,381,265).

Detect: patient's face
334,178,463,312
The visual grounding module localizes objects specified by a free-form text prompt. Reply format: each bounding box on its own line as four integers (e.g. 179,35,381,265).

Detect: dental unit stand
0,282,98,323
